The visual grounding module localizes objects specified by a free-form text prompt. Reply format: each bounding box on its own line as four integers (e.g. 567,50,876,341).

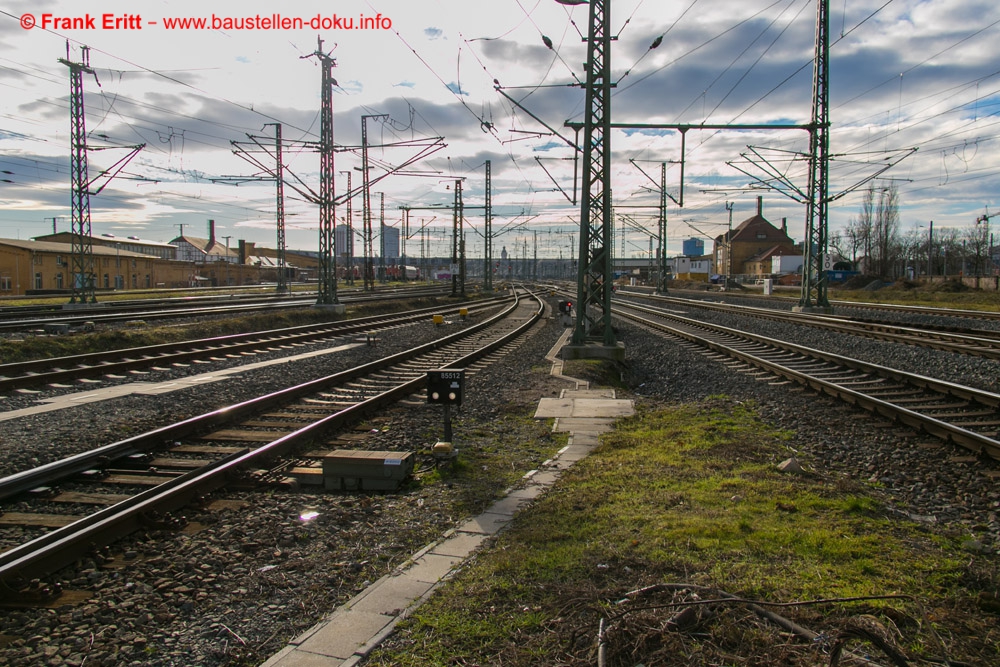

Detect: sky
1,0,998,262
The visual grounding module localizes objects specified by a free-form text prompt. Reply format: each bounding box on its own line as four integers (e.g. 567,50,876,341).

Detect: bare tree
899,226,924,280
934,227,961,277
856,186,875,272
965,215,991,287
865,184,901,278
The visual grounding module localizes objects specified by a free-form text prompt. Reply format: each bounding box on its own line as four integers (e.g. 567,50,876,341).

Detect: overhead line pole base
561,342,626,362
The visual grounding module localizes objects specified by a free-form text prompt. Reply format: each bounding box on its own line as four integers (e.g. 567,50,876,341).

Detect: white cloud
0,0,997,257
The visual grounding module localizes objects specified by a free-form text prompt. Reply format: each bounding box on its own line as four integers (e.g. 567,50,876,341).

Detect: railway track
613,300,1000,460
0,289,544,599
615,290,1000,360
0,295,509,393
624,285,1000,322
0,285,449,332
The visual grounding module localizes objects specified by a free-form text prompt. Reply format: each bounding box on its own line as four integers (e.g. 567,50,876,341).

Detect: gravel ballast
0,298,997,666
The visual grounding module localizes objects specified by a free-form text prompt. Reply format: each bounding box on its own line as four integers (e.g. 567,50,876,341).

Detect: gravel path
0,298,997,666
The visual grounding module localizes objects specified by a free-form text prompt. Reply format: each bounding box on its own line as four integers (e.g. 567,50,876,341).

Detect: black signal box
427,369,464,405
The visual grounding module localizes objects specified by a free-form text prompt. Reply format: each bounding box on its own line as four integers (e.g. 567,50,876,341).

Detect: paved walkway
0,342,365,422
261,329,633,666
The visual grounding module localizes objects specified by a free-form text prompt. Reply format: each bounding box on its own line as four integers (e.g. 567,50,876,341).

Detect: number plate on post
426,369,464,405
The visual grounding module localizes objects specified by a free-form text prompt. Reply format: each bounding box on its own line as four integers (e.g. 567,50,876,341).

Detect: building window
34,273,42,289
756,232,767,239
55,273,63,289
0,276,11,291
103,274,109,289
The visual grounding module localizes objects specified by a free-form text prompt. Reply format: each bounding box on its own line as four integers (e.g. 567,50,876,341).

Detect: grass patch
412,414,567,516
368,399,998,666
829,285,1000,311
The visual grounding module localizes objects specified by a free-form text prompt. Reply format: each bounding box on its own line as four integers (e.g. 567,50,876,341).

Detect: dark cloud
479,39,554,73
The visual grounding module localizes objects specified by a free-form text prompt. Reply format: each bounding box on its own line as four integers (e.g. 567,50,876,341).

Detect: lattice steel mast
60,43,97,304
657,162,669,294
344,170,354,285
311,38,339,306
379,192,386,284
799,0,831,311
483,160,493,293
267,123,288,293
361,114,387,291
451,179,465,297
568,0,619,354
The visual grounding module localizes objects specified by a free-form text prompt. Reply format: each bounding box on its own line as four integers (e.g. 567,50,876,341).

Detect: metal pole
60,42,97,304
340,170,354,285
570,0,618,351
221,235,232,286
657,162,668,293
267,123,288,293
483,160,493,292
379,192,386,284
360,114,387,291
797,0,832,311
313,38,339,305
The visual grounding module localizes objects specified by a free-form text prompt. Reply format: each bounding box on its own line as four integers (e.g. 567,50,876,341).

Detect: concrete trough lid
321,450,415,492
534,397,634,419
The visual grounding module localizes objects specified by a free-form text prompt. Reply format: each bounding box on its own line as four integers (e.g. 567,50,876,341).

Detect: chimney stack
757,196,763,216
208,219,216,245
781,217,787,235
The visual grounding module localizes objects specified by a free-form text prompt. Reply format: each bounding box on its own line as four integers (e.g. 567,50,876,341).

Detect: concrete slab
506,485,547,502
524,470,561,487
558,448,595,463
348,574,435,615
535,398,633,419
0,342,364,423
405,552,465,584
552,418,617,434
262,646,343,667
482,493,533,517
296,610,395,660
546,457,580,471
430,531,488,558
455,512,510,536
561,388,617,399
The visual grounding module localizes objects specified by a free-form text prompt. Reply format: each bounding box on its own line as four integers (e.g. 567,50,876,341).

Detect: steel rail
0,291,544,586
0,293,526,502
616,292,1000,359
0,285,452,331
633,286,1000,322
0,296,511,393
615,302,1000,459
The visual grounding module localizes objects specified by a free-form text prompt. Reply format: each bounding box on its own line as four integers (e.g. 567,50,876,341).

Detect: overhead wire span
0,10,318,138
698,0,811,122
614,0,700,87
612,0,784,103
836,15,1000,113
